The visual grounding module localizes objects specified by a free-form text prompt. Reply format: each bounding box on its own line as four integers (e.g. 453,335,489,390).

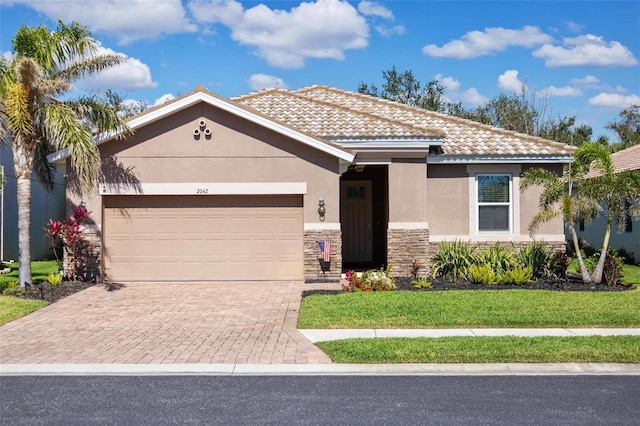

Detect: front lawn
0,260,58,287
0,296,48,326
298,289,640,329
317,335,640,363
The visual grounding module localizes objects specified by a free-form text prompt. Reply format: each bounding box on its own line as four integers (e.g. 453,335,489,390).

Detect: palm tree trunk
16,174,32,287
568,223,592,285
591,217,612,285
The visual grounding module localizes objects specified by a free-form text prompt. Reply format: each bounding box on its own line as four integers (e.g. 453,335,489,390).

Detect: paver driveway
0,282,340,364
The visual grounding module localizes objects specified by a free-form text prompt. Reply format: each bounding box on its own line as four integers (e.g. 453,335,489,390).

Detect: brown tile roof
234,85,576,158
611,144,640,173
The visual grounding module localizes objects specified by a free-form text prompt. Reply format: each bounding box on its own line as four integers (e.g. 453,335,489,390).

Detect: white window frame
467,165,521,236
476,174,512,233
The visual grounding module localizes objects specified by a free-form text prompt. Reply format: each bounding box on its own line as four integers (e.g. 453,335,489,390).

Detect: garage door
103,195,303,282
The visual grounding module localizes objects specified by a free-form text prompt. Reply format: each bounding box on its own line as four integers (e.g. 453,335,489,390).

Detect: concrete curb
299,328,640,343
1,363,639,376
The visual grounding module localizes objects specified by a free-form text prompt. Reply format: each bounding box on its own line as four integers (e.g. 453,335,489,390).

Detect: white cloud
459,87,488,106
433,74,488,107
588,93,640,108
422,26,553,59
248,74,288,91
189,0,369,68
75,46,157,91
498,70,527,93
571,75,599,86
7,0,197,44
153,94,176,106
357,1,394,19
374,25,405,37
566,21,585,33
543,86,582,97
533,34,637,67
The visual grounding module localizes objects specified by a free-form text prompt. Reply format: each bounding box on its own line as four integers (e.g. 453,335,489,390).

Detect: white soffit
99,182,307,196
428,155,573,164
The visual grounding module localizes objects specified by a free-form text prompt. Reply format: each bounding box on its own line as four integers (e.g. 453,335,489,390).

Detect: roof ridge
247,86,445,138
295,85,577,153
230,86,284,101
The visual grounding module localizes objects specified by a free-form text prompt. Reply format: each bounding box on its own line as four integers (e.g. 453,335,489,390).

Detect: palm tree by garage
0,21,130,287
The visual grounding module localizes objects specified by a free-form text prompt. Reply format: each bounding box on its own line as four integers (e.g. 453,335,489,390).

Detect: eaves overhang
427,155,574,164
47,90,355,164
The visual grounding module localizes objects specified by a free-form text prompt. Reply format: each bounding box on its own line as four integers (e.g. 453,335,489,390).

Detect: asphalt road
1,375,638,425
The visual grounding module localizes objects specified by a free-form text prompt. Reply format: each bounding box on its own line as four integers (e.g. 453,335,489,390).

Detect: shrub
469,264,499,285
516,241,554,278
476,243,516,274
603,250,624,286
342,267,395,292
431,240,476,281
411,278,432,289
47,273,63,286
552,252,570,280
500,266,533,285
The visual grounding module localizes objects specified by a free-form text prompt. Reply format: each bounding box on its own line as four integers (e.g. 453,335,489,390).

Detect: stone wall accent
63,230,101,282
304,229,342,282
387,228,430,277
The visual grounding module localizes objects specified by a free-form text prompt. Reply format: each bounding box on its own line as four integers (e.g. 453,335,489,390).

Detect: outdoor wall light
354,165,365,172
318,198,326,221
80,200,86,209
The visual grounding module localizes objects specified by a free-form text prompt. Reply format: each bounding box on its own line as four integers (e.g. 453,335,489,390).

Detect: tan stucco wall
426,163,565,240
68,103,342,225
388,159,427,223
426,164,469,235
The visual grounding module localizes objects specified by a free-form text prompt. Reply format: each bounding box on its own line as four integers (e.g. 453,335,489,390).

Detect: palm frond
70,95,133,138
54,54,125,83
41,102,99,190
4,82,34,138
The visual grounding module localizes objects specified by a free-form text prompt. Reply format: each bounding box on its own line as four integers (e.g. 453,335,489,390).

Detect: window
477,174,511,232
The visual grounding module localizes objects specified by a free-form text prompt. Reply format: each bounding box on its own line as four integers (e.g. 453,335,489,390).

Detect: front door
341,180,373,264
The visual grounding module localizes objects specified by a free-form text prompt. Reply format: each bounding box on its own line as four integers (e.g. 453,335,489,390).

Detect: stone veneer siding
387,228,430,277
64,230,101,282
304,229,342,282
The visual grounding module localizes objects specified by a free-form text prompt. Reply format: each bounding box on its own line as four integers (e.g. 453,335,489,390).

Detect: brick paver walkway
0,282,340,364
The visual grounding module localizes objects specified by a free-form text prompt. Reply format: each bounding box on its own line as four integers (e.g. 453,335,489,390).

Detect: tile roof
232,88,443,140
233,85,576,158
611,143,640,173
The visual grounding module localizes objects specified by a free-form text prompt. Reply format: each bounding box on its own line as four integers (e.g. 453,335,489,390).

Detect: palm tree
576,143,640,284
0,21,130,287
520,156,599,284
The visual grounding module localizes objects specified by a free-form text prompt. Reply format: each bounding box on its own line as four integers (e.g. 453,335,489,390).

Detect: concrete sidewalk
299,328,640,343
1,362,639,376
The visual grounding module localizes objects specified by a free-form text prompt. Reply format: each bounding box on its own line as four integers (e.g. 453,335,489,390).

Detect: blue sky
1,0,638,141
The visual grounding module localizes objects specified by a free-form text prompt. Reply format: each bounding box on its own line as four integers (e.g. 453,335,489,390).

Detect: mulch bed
303,275,633,297
14,280,98,304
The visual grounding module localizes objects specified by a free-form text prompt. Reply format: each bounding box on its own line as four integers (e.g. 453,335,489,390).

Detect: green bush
500,266,534,285
431,240,476,281
47,272,62,286
411,278,432,289
516,241,554,278
469,264,499,285
476,243,516,274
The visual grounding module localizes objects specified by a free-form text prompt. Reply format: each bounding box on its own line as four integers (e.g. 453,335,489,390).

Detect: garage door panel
103,195,303,282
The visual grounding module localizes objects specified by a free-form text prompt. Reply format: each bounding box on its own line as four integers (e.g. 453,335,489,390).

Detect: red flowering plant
44,205,92,280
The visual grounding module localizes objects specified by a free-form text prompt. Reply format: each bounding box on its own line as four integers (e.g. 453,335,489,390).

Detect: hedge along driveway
297,289,640,329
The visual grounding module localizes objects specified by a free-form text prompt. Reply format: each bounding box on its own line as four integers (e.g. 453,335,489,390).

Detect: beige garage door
103,195,303,282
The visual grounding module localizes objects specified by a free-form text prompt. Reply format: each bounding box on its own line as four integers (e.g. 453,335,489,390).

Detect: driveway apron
0,282,340,364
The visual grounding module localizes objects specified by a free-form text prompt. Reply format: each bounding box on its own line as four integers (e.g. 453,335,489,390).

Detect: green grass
0,260,59,287
298,289,640,329
0,295,48,326
317,336,640,363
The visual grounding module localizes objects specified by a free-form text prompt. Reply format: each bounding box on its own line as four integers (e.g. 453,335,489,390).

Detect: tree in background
0,21,130,287
105,89,149,119
606,105,640,151
359,67,605,147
